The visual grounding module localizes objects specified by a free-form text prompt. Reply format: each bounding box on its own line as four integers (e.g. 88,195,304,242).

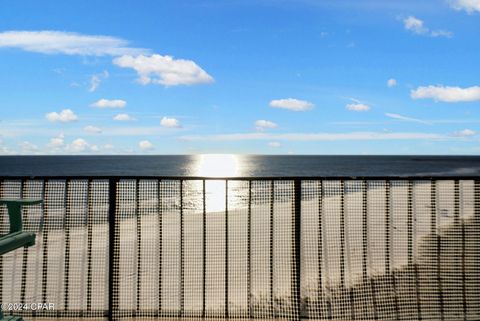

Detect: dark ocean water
1,155,480,177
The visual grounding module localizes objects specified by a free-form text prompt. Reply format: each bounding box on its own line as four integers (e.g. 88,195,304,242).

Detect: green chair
0,199,43,321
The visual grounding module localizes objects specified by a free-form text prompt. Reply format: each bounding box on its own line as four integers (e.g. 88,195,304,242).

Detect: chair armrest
0,199,43,233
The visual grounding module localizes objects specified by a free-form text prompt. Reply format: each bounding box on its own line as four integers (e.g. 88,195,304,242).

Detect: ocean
1,155,480,177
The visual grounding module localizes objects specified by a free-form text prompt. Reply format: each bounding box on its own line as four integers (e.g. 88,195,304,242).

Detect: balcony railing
0,176,479,320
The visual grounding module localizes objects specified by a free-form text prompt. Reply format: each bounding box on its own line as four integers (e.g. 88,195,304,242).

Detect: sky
0,0,480,155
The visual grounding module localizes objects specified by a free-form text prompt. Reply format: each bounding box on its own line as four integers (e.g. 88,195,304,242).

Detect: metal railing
0,176,479,321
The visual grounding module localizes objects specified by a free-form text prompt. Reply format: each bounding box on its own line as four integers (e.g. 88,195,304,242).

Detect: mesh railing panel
0,179,109,319
0,177,478,320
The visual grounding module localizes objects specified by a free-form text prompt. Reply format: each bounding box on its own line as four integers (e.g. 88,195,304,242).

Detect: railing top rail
1,175,479,180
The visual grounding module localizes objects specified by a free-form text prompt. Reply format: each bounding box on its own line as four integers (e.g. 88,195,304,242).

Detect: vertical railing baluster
63,180,71,312
321,181,332,320
454,180,465,321
453,180,467,320
247,180,252,319
225,180,229,318
362,181,368,281
454,181,460,225
362,181,369,319
20,179,28,306
340,180,345,290
31,181,45,318
157,180,163,316
317,181,324,317
460,182,467,321
345,181,354,321
386,180,399,320
385,180,391,275
431,180,444,321
0,179,3,307
475,180,480,222
411,181,422,321
293,179,302,321
407,181,413,266
179,180,184,317
202,180,206,318
0,180,3,308
406,181,414,318
0,180,3,313
364,181,378,320
86,180,93,313
41,180,49,306
471,180,480,319
108,178,119,321
270,180,274,317
136,179,141,315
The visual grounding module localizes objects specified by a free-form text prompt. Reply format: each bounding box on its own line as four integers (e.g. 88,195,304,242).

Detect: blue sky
1,0,480,155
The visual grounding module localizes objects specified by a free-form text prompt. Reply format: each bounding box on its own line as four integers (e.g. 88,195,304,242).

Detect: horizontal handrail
1,175,480,180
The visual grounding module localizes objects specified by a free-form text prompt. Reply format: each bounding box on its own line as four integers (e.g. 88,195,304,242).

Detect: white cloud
0,148,13,155
268,142,281,147
387,78,397,87
113,54,214,86
46,109,78,122
89,77,100,92
255,120,278,131
104,144,114,150
48,133,65,149
0,31,147,56
403,16,453,38
411,85,480,102
346,103,370,112
89,70,109,92
91,98,126,108
66,138,89,152
139,140,154,151
19,141,39,153
449,0,480,13
0,31,215,88
385,113,430,124
84,125,102,134
160,117,181,128
269,98,314,111
113,113,134,121
180,132,444,142
430,30,454,38
404,16,428,34
452,129,476,137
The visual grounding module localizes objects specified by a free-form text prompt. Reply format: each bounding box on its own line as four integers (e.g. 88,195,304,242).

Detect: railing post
270,180,274,317
157,180,163,316
247,180,252,319
19,179,28,306
135,179,141,316
202,180,206,318
225,179,229,318
108,178,119,321
63,179,71,314
431,180,444,321
86,179,93,314
41,180,50,306
179,179,184,318
293,179,302,321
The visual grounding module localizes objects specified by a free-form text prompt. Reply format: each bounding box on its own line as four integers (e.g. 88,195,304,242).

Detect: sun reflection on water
194,154,240,177
193,154,240,212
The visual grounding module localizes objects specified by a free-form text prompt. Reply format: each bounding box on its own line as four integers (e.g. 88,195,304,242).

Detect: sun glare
194,154,239,177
